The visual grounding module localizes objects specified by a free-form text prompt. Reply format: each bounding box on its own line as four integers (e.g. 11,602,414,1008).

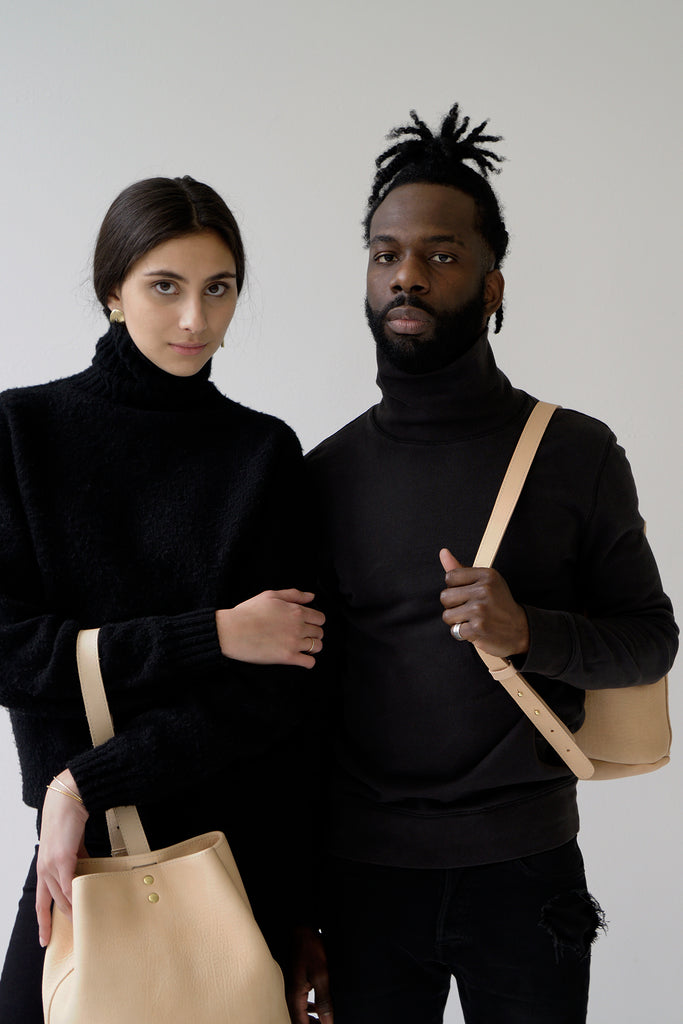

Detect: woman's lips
384,306,433,335
169,342,207,354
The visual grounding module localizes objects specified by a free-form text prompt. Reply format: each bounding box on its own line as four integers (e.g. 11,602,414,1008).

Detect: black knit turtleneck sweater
0,325,313,887
306,333,677,868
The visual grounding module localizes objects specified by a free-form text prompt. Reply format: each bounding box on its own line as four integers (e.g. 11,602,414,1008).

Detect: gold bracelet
47,782,84,806
51,775,83,803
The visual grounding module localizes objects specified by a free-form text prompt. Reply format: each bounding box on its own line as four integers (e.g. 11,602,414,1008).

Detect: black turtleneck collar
75,323,221,412
373,331,528,443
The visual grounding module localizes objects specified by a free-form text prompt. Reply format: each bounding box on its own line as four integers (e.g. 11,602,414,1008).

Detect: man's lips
384,306,434,335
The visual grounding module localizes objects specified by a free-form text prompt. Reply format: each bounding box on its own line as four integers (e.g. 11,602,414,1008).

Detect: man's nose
390,256,428,294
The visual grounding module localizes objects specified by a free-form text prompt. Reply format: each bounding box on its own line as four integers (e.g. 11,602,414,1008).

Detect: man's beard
365,281,487,375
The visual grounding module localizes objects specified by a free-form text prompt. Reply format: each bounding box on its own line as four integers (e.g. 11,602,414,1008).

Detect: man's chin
376,334,441,374
365,281,488,374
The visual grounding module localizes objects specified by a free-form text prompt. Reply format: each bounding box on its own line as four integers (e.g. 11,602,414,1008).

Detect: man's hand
287,925,334,1024
439,548,530,658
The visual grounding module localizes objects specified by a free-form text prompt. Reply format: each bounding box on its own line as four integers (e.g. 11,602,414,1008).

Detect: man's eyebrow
368,233,467,248
423,234,467,247
368,234,399,247
143,269,237,282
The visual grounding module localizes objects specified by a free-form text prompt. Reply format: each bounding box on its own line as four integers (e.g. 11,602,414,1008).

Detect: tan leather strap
470,402,595,781
473,401,558,568
76,629,151,855
475,648,594,778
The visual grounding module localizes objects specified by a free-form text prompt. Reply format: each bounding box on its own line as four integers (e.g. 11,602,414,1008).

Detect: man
291,103,678,1024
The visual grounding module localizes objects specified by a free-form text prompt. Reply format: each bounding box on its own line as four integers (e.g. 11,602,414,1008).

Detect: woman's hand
216,590,325,669
36,770,89,947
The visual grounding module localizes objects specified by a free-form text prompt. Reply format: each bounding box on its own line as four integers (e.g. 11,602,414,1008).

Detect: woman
0,175,324,1021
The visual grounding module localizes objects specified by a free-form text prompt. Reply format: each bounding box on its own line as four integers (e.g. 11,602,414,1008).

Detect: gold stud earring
109,309,125,325
220,338,225,348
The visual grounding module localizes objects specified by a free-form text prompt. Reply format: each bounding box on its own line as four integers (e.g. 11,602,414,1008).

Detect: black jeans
321,840,603,1024
0,849,45,1024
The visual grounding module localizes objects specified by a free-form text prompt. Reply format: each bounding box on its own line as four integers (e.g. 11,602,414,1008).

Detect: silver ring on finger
450,622,467,642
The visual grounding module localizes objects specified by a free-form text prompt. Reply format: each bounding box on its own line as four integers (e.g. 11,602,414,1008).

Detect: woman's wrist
43,769,89,837
215,607,235,657
48,770,88,816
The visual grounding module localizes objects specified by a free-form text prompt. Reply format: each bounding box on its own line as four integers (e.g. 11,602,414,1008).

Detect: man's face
365,183,504,373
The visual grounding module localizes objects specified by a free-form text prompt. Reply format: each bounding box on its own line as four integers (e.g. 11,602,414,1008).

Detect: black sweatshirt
0,324,313,913
306,333,678,868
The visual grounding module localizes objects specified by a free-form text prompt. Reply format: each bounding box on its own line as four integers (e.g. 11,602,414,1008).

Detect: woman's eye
154,281,178,294
206,282,228,296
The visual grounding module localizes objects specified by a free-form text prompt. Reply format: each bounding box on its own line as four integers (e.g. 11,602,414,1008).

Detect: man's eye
374,253,397,264
431,253,455,264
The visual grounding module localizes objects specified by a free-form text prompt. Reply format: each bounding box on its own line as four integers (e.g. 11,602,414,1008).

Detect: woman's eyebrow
143,269,237,282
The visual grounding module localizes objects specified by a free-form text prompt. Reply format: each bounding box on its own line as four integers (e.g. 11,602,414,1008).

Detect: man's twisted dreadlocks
364,103,509,334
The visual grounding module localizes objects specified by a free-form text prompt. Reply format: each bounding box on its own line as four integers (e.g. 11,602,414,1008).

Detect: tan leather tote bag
42,628,291,1024
471,401,672,782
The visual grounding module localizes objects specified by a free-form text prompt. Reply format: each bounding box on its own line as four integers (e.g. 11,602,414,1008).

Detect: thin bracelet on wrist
48,777,84,805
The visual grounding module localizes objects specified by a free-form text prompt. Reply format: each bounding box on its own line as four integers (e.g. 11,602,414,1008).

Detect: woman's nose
179,297,208,333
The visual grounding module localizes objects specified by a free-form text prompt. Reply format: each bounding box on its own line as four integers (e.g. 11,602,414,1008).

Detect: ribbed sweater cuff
162,608,225,674
67,742,137,816
516,606,574,678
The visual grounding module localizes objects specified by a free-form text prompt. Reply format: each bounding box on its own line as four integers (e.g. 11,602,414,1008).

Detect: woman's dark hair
364,103,509,333
94,176,245,317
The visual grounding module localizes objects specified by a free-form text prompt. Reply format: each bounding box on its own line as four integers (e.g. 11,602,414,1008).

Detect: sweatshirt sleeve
518,434,678,688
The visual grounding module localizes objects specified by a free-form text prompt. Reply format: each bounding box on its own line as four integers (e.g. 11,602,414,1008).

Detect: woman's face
108,230,239,377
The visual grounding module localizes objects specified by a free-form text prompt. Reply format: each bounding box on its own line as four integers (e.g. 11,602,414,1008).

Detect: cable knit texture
307,332,677,868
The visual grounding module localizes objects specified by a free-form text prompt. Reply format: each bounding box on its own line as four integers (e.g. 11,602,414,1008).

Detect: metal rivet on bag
148,893,160,903
533,709,540,716
143,875,154,885
517,690,523,697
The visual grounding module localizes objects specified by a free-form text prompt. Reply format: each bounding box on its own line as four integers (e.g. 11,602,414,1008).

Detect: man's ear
483,269,504,318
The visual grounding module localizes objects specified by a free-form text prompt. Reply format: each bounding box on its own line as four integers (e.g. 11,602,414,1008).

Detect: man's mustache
379,294,437,319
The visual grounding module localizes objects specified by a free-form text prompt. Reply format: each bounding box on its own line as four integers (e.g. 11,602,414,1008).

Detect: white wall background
1,1,680,1020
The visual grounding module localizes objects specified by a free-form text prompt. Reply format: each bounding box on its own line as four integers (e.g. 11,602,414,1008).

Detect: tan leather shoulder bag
42,628,291,1024
471,401,671,782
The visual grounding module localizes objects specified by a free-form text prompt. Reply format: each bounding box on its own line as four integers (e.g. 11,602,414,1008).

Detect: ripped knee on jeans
540,890,607,963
